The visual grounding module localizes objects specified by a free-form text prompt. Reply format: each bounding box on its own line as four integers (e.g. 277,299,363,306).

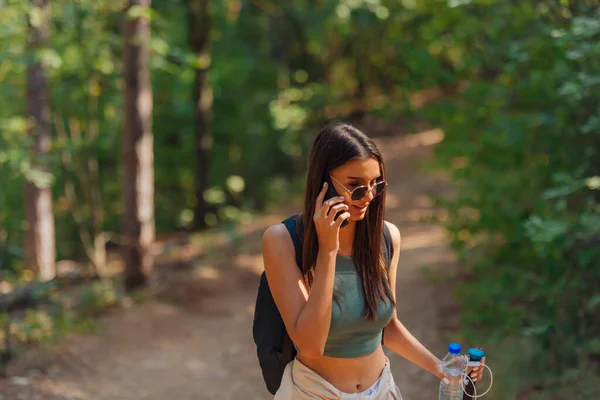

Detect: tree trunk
25,0,56,282
121,0,154,291
348,47,367,125
187,0,213,231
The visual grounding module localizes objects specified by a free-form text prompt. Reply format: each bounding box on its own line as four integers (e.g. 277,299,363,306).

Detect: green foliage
0,279,121,355
1,0,599,395
0,0,421,265
421,1,600,396
0,117,30,270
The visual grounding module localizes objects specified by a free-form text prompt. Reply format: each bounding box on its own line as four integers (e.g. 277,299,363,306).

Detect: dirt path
0,130,460,400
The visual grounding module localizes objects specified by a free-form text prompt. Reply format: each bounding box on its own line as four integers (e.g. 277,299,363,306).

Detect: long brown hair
300,122,395,321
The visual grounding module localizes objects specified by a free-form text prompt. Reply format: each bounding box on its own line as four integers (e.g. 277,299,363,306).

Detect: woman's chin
349,211,367,221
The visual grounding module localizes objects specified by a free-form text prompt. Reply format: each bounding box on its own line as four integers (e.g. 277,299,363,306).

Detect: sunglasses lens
351,188,368,201
351,182,386,200
374,181,385,197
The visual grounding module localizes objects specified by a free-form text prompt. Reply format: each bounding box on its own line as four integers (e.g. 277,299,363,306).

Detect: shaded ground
0,129,461,400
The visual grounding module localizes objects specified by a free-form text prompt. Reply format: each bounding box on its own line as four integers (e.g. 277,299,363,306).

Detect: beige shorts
274,357,403,400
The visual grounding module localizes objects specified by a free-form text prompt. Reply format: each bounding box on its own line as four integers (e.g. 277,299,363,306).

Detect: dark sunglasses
330,175,387,201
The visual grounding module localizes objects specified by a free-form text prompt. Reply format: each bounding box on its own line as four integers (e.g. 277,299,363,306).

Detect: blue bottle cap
467,348,486,361
448,343,461,354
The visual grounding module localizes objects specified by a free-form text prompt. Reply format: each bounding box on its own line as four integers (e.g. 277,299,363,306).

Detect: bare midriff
296,345,387,393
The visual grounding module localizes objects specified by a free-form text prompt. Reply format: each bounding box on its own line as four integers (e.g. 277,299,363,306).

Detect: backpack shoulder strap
383,221,394,271
280,214,303,361
282,214,303,271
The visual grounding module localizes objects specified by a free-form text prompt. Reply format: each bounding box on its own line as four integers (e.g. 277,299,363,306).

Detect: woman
262,122,484,399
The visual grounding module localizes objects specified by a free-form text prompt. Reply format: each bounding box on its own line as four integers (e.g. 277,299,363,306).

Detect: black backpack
252,213,394,395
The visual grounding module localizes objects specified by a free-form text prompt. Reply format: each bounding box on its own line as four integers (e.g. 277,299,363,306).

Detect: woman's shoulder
261,221,299,273
262,214,301,249
262,222,289,246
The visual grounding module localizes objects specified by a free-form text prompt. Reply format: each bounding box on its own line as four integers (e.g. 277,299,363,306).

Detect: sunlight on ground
234,253,264,274
140,358,170,370
413,194,433,207
185,358,208,372
403,129,443,148
400,229,446,250
152,340,178,351
152,302,180,315
385,193,400,208
33,380,90,399
411,250,456,270
404,208,436,222
193,265,221,280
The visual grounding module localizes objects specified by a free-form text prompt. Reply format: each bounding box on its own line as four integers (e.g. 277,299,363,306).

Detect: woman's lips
352,204,368,212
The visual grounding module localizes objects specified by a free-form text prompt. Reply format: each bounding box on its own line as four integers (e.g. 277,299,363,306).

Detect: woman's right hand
313,182,350,253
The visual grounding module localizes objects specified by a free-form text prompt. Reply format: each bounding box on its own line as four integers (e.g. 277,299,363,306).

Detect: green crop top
295,254,394,358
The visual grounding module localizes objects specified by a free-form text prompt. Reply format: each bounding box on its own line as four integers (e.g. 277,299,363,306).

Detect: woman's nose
364,187,376,202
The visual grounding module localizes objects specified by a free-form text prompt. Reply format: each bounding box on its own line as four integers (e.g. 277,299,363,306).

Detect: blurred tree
25,0,56,282
121,0,155,291
187,0,213,230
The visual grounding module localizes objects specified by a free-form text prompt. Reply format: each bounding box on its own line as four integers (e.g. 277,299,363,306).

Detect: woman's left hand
465,356,486,383
435,355,486,384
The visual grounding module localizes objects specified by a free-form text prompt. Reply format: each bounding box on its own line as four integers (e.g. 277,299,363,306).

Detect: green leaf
225,175,245,194
522,324,550,337
126,5,154,21
590,338,600,354
586,177,600,190
28,6,44,28
587,295,600,311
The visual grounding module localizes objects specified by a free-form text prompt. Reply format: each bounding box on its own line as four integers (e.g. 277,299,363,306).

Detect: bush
422,2,600,396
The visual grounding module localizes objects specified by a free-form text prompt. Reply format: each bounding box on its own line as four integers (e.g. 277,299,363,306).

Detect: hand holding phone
324,178,349,229
313,181,350,253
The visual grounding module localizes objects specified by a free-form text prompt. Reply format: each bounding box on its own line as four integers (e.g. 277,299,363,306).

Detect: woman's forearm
383,318,443,379
293,250,337,356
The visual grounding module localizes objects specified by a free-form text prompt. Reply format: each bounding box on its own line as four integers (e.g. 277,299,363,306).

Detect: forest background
0,0,599,399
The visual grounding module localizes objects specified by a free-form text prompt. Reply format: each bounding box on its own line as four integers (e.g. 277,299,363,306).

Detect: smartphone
324,178,349,228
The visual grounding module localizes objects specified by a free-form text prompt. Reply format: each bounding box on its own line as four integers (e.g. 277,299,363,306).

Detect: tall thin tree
187,0,213,230
121,0,155,290
25,0,56,281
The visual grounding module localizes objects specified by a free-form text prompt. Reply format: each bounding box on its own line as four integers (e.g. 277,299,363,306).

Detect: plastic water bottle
439,343,466,400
